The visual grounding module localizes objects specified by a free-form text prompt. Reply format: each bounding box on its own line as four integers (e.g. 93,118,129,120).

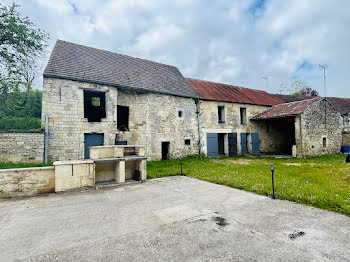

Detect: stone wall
42,78,118,162
0,166,55,198
0,131,44,162
342,133,350,146
296,99,343,157
343,114,350,133
197,100,287,155
42,78,199,161
116,90,199,160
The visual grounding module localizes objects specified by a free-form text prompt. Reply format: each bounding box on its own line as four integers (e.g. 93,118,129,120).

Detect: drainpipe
299,114,303,158
195,98,202,155
44,114,49,163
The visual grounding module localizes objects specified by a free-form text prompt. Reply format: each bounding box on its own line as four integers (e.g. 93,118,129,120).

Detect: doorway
162,142,170,160
84,133,104,159
218,133,225,155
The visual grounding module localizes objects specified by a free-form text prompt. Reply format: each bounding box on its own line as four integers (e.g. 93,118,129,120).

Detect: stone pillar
135,159,147,181
115,161,125,184
140,159,147,181
53,160,95,192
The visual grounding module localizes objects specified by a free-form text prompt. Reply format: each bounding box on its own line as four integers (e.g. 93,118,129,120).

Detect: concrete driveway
0,176,349,261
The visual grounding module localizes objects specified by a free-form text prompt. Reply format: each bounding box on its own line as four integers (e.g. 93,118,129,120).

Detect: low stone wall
0,131,44,162
0,166,55,198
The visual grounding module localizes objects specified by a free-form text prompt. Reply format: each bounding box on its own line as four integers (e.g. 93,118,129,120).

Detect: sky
3,0,350,97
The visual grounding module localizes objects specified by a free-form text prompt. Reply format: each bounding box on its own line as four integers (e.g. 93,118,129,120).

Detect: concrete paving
0,176,349,262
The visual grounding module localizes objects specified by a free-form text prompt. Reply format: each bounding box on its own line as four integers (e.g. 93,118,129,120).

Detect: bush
0,117,41,131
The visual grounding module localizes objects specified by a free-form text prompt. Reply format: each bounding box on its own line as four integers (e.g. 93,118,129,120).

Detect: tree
0,3,48,86
291,80,319,96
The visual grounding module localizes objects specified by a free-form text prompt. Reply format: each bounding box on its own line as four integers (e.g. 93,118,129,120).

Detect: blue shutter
252,133,260,155
84,133,104,159
207,133,218,157
228,133,238,157
241,133,247,155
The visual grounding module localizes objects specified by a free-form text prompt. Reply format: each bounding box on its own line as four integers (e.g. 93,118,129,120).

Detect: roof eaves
198,97,274,107
43,74,199,99
251,113,299,121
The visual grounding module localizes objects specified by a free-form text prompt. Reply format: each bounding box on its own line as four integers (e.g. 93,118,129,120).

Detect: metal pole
262,76,268,92
299,115,303,158
180,157,183,176
319,64,326,97
319,64,327,127
44,114,49,164
195,99,202,156
272,169,275,199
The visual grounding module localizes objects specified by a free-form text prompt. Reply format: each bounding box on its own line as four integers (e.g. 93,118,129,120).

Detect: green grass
147,154,350,216
0,117,41,131
0,162,53,169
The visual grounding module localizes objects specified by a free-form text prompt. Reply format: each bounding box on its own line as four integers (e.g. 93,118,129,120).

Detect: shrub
0,117,41,131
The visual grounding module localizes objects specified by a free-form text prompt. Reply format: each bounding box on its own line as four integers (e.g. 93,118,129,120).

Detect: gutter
299,114,303,158
195,98,202,155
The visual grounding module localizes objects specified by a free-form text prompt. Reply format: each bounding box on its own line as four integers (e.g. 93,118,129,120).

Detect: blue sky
3,0,350,97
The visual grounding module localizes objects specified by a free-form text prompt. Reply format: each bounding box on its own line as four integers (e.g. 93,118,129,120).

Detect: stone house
276,95,350,149
327,97,350,147
186,78,287,156
252,98,343,157
42,40,199,162
41,40,346,161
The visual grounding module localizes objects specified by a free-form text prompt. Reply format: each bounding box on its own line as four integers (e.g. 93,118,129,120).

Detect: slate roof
44,40,198,98
186,78,284,106
252,97,322,120
273,94,315,103
327,97,350,115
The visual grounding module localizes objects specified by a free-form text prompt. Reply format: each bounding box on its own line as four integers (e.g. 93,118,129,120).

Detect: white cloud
4,0,350,97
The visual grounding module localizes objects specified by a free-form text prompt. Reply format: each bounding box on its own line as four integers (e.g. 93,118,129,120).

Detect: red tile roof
186,78,284,106
252,97,322,120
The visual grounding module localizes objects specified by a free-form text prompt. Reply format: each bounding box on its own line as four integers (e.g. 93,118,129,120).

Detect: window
84,90,106,122
117,105,129,131
323,137,327,148
178,110,183,117
185,139,191,145
218,106,225,123
240,108,247,125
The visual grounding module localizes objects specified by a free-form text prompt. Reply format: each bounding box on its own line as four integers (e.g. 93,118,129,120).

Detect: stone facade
343,114,350,133
0,166,55,198
42,78,118,162
0,131,44,162
42,78,199,161
116,90,199,160
295,99,343,157
42,78,344,160
198,100,287,155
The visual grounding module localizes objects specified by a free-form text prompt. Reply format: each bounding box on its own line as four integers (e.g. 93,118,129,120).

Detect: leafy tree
291,80,319,96
0,3,47,130
0,3,48,86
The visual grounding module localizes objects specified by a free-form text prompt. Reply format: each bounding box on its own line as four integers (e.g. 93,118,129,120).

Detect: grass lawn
147,154,350,216
0,162,53,169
